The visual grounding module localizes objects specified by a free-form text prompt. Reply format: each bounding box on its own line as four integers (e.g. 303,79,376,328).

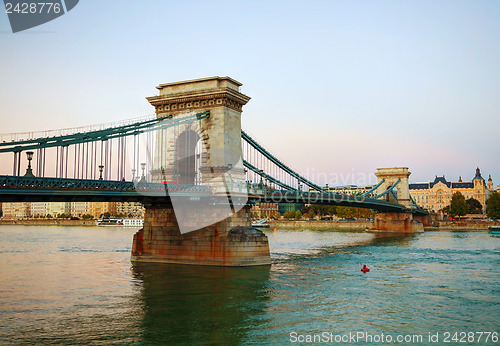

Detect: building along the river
409,167,494,213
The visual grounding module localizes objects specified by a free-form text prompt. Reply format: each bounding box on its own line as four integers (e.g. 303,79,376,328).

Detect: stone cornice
147,87,251,113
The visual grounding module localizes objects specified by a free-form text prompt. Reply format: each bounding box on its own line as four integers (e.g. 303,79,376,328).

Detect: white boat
96,218,144,227
252,218,270,228
95,218,123,226
123,219,144,227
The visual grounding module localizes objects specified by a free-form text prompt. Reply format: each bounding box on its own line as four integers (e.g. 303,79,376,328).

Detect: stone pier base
413,214,433,228
131,203,271,266
367,212,424,233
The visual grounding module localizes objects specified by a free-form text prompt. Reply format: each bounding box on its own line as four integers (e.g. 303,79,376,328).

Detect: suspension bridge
0,76,429,266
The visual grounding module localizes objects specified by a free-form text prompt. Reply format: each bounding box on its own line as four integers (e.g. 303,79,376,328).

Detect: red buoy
361,264,370,273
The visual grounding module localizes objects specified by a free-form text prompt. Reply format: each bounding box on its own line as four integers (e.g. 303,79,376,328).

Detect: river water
0,226,498,345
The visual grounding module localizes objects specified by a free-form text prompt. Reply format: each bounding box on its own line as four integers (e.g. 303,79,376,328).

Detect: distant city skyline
1,0,499,187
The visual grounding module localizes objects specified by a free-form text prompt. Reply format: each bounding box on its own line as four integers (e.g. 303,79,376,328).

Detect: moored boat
488,226,500,234
96,218,124,226
252,218,270,228
95,218,144,227
123,219,144,227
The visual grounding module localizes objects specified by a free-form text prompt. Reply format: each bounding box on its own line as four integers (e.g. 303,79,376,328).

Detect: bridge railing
0,175,211,194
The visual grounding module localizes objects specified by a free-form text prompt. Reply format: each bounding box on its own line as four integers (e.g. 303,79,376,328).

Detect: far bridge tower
368,167,425,233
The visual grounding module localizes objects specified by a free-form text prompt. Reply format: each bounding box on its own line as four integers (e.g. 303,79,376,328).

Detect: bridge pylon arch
132,77,271,266
374,167,411,207
368,167,424,233
147,76,250,188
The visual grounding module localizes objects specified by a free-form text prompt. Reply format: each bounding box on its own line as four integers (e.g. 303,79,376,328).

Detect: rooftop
409,168,488,190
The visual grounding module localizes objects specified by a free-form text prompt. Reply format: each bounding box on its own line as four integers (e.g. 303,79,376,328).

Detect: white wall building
46,202,71,217
31,202,47,217
2,202,31,218
71,202,89,217
116,202,144,218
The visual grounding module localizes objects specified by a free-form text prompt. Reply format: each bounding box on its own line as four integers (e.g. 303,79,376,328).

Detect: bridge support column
413,214,433,228
131,203,271,266
367,212,424,233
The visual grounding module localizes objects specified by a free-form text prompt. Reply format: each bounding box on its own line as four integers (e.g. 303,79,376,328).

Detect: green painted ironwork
243,159,294,191
241,130,324,192
360,179,385,197
372,179,401,200
0,175,211,203
0,112,209,153
0,112,429,215
255,189,409,213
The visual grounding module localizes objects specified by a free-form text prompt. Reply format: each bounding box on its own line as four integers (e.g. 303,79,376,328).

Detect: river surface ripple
0,226,498,345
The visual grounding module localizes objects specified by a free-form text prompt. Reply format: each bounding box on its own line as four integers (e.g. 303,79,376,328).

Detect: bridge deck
0,175,211,203
0,175,429,215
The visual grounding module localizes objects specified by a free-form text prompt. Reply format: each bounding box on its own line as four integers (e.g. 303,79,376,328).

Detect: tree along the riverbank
486,192,500,219
443,193,483,217
283,210,302,219
443,192,467,217
466,197,483,214
286,205,373,219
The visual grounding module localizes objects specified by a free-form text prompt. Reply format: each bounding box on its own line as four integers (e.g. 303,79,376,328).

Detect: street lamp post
98,165,104,180
24,151,34,177
140,163,146,182
243,168,249,192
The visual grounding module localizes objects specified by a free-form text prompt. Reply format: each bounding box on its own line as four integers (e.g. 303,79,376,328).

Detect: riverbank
2,218,498,230
0,219,96,226
425,220,499,231
269,219,500,231
269,220,370,231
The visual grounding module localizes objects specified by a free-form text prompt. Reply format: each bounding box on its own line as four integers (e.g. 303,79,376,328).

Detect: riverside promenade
269,219,499,231
1,218,498,231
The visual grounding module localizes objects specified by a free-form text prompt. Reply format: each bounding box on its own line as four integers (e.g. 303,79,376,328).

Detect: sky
1,0,499,187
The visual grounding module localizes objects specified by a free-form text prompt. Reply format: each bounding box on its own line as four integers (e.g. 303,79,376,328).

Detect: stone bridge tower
374,167,411,207
146,77,250,187
132,77,270,266
368,167,424,233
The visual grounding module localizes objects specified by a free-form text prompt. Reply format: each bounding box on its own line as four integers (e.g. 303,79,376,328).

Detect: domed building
409,167,494,213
